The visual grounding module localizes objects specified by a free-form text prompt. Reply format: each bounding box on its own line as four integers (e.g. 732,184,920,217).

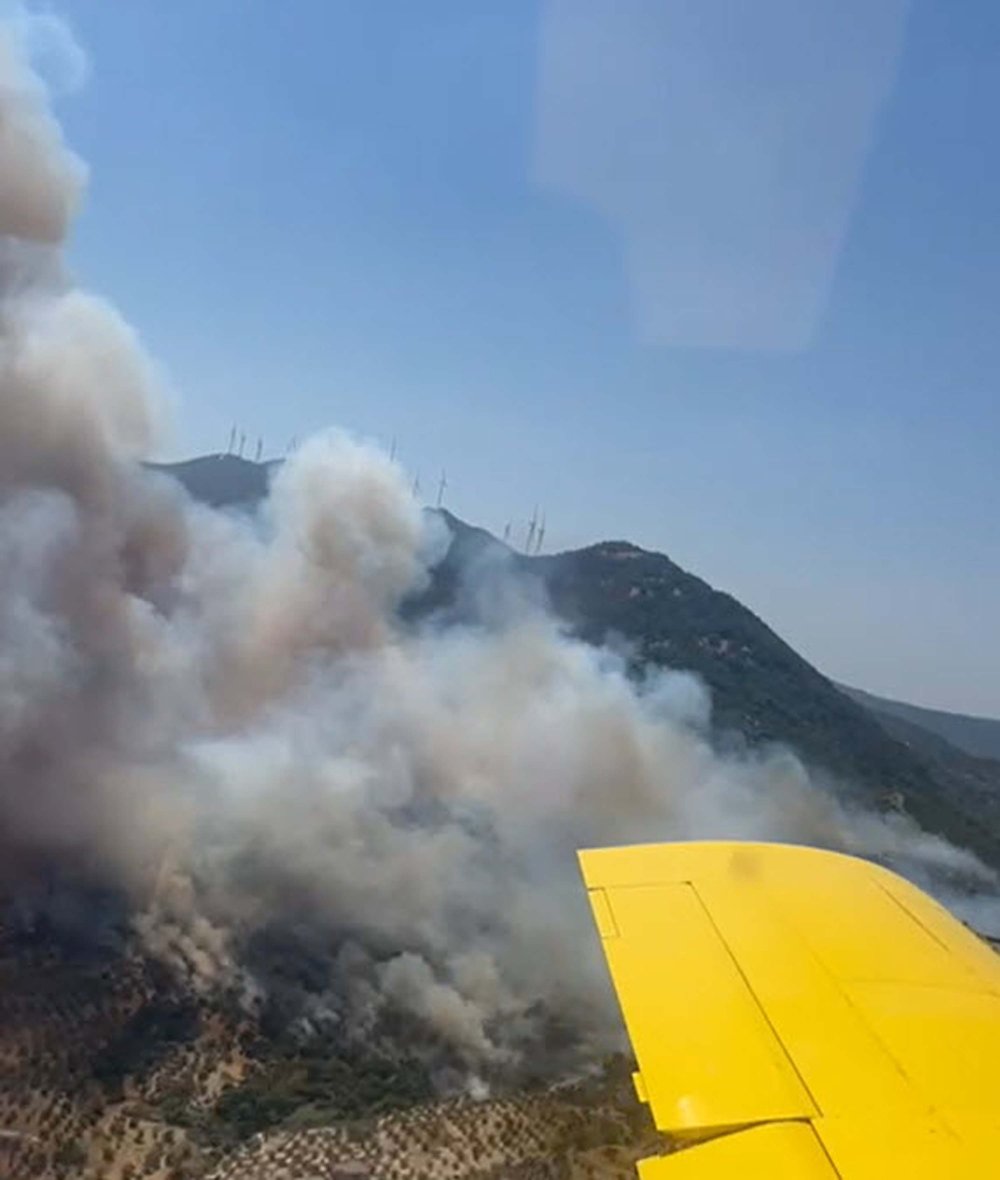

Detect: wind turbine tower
525,506,538,553
535,512,546,554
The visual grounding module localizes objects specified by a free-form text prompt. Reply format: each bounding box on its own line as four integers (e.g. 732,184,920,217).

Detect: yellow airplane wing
578,841,1000,1178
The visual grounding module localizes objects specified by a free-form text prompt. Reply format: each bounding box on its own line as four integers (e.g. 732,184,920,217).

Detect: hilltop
145,455,275,509
1,452,996,1180
151,456,1000,868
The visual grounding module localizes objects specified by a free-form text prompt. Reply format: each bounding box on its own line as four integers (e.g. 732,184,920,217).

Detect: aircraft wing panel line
597,879,817,1132
690,874,925,1119
683,879,824,1118
578,840,1000,1178
636,1119,841,1178
873,876,1000,995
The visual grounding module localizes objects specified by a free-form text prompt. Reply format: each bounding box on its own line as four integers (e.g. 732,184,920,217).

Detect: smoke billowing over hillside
0,10,992,1087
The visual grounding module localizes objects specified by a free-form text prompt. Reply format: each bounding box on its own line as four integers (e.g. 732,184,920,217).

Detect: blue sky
45,1,1000,715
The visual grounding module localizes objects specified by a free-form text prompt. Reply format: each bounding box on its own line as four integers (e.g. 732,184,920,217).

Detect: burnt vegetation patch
92,998,202,1096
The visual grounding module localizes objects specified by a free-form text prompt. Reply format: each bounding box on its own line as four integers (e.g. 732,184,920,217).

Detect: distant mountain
156,456,1000,869
839,684,1000,762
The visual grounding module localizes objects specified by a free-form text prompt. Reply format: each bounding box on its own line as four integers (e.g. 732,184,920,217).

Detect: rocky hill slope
148,454,1000,868
2,452,996,1180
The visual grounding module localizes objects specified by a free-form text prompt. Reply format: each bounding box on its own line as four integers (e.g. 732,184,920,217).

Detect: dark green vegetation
208,1044,432,1142
160,455,1000,868
0,916,644,1177
151,1043,431,1152
0,931,437,1178
533,538,1000,868
92,997,200,1096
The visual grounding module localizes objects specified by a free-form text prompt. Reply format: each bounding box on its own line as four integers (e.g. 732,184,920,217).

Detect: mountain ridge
839,683,1000,761
1,452,994,1180
153,454,1000,869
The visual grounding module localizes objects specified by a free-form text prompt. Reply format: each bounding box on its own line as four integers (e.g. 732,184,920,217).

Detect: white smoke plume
0,9,993,1083
0,6,85,242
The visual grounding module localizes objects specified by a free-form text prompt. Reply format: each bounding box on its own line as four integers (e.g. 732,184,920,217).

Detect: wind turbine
227,424,236,454
525,505,538,553
535,512,546,554
255,437,262,462
436,470,448,508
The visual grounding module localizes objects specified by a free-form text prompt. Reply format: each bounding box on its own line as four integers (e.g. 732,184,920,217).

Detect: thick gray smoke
0,11,992,1083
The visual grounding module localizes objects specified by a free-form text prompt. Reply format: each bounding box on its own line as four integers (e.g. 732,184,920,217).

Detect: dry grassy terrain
0,934,659,1180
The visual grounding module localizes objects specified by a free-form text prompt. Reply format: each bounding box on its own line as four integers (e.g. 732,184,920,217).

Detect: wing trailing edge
579,841,1000,1177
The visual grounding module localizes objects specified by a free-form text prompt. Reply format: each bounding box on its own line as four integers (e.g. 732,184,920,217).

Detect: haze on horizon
40,0,1000,717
